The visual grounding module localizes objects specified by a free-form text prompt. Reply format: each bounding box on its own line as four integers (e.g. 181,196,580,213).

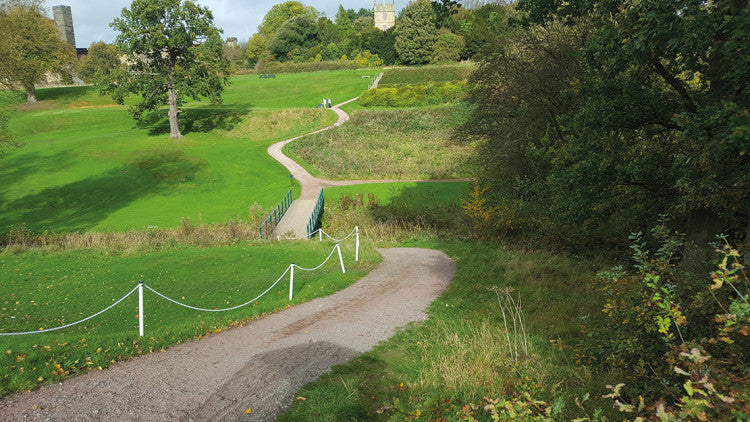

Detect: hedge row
357,82,465,107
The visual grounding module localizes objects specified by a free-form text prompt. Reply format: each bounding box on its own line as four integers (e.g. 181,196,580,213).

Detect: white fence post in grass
336,243,346,274
289,264,294,301
319,229,322,241
138,280,144,337
355,226,360,262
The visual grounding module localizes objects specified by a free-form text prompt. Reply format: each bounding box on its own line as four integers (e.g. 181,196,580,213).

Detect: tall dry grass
2,204,271,254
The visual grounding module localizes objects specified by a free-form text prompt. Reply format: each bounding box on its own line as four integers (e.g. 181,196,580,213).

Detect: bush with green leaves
358,82,465,107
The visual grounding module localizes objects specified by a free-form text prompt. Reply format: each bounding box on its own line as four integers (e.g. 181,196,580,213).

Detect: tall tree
0,0,75,103
395,0,438,64
77,42,122,84
268,13,319,61
517,0,750,265
257,1,319,35
107,0,229,139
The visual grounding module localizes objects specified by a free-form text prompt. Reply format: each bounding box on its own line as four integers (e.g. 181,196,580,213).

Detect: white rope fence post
289,264,294,301
319,228,322,241
355,226,360,262
138,280,144,337
336,243,346,274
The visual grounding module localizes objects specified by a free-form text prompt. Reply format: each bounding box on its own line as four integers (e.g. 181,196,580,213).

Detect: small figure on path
323,98,327,108
327,98,332,108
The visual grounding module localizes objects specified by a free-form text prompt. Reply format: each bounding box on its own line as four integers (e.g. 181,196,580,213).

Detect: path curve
0,248,456,421
268,73,470,237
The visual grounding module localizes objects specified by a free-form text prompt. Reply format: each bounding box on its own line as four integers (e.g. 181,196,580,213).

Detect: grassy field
284,106,478,180
0,70,380,236
0,240,379,396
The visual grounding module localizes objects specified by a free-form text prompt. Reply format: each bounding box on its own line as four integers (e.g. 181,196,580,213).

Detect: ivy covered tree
395,0,438,64
106,0,229,139
0,0,75,103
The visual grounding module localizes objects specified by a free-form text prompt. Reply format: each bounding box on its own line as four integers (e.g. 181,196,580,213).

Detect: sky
43,0,397,48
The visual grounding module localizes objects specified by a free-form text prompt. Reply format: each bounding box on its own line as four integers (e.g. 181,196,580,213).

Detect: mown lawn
0,239,379,396
0,70,380,236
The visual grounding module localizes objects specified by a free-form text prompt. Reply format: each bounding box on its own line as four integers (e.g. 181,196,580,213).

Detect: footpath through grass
1,70,379,236
0,239,378,396
280,182,620,420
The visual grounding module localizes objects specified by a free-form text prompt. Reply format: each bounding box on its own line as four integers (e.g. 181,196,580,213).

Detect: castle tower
374,2,395,31
52,5,76,49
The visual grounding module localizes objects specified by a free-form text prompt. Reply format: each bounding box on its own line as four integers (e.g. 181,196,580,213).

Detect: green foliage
257,1,319,35
358,82,465,107
395,0,439,65
431,29,465,64
76,42,122,85
474,0,750,251
0,0,76,103
106,0,229,138
268,13,320,62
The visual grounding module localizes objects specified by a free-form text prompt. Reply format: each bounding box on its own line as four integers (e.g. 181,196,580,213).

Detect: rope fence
1,240,355,338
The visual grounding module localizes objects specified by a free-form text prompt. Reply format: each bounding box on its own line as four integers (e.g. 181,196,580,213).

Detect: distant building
374,2,395,31
52,5,76,49
225,37,238,47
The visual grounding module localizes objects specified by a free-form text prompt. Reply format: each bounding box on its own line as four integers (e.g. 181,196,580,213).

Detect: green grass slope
1,70,380,236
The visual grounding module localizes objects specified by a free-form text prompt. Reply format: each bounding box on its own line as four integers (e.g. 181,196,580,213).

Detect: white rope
144,265,291,312
293,244,339,271
319,227,356,242
280,227,356,242
0,285,140,336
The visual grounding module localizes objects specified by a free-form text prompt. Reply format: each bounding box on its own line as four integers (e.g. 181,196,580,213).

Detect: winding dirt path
0,248,455,421
269,73,470,238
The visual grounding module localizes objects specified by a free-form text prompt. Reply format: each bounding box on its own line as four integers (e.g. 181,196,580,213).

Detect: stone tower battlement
374,2,395,31
52,5,75,49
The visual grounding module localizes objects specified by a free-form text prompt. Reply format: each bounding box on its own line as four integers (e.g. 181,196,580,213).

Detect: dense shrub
357,82,465,107
252,59,360,74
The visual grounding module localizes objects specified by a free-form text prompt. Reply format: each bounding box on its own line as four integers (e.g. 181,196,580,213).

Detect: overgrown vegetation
358,82,465,107
284,106,477,180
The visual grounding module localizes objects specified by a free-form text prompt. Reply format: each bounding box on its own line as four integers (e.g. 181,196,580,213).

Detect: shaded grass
0,240,379,396
284,106,478,180
1,107,329,236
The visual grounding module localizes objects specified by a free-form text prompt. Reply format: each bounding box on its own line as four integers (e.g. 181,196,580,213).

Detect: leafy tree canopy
258,1,319,35
106,0,229,139
395,0,438,64
268,13,319,61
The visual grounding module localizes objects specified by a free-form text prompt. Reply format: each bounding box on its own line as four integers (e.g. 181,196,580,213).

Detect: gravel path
0,248,455,421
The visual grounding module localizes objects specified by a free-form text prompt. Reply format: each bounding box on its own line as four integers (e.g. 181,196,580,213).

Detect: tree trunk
683,208,725,275
167,71,182,139
25,85,37,104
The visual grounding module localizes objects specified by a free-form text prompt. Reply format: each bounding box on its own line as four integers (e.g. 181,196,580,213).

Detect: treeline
461,0,749,262
240,0,512,70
